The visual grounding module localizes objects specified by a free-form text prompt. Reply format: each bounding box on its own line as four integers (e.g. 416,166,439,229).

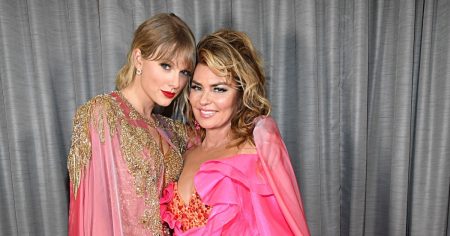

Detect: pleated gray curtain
0,0,449,235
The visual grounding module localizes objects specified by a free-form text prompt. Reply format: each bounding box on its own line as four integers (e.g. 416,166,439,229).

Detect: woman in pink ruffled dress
160,29,310,236
67,13,196,235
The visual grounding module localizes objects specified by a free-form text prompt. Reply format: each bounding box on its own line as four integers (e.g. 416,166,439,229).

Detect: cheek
217,97,235,111
180,78,188,89
143,71,158,87
224,93,239,111
189,92,200,104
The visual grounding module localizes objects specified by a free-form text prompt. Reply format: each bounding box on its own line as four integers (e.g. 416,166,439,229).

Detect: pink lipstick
161,90,176,99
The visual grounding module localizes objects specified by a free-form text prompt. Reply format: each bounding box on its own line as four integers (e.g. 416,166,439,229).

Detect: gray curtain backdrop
0,0,449,235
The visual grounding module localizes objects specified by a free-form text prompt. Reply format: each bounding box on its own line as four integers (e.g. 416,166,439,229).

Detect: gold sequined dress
67,91,187,236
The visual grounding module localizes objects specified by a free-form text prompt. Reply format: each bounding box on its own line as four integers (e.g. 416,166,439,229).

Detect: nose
199,90,211,106
169,72,181,91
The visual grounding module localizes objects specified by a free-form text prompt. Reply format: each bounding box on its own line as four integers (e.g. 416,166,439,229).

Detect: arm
67,98,119,236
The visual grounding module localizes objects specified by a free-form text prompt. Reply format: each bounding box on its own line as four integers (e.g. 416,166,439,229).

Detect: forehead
169,55,191,70
193,64,231,84
151,45,194,70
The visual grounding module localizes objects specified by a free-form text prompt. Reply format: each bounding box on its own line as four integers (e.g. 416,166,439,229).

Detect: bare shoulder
237,141,257,155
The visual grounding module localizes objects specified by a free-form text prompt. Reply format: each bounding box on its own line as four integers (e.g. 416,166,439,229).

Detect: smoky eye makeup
190,81,202,91
190,80,235,93
160,63,171,70
180,70,192,79
212,85,228,93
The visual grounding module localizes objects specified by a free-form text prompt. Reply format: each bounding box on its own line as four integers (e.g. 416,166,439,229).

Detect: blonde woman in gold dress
67,13,195,236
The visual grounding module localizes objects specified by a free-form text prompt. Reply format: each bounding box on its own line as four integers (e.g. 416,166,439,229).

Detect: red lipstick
161,90,176,99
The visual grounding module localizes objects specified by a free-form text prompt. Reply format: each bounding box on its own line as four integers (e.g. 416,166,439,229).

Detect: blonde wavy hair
186,29,271,146
115,13,196,114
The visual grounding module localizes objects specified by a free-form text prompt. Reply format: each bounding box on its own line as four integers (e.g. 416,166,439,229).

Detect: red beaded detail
167,182,212,232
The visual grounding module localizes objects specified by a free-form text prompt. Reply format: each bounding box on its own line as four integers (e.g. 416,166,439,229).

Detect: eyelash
190,84,228,93
191,84,202,91
160,63,171,70
214,87,227,93
180,70,192,79
160,63,192,79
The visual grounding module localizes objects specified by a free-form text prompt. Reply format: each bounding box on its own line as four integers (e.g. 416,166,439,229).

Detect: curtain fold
0,0,449,235
0,0,71,235
364,0,416,235
409,0,450,234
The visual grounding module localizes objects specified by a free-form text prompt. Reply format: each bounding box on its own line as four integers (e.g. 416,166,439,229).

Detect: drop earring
194,120,201,130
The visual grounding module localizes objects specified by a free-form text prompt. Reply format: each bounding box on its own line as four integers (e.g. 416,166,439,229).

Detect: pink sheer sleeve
253,116,311,236
68,110,123,236
68,96,147,235
68,124,118,235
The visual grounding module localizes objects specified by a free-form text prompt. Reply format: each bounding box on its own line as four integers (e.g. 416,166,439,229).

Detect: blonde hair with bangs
187,29,271,146
115,13,196,115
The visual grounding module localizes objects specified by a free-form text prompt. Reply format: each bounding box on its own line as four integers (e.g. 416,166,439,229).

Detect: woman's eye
213,87,228,93
160,63,171,70
180,70,192,79
190,84,201,91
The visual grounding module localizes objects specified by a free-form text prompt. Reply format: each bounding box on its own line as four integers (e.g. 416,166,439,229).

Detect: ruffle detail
160,182,182,231
193,155,264,235
161,152,299,235
196,155,274,200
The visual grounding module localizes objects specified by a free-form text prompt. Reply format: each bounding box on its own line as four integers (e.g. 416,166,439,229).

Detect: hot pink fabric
160,116,310,235
253,116,310,235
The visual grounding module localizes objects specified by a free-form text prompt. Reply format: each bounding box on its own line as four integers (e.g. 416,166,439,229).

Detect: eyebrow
191,80,230,87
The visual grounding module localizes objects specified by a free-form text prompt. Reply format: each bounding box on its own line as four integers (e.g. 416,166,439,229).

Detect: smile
161,90,176,99
199,109,216,118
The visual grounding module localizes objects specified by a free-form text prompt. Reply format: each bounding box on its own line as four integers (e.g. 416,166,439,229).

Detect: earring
136,68,142,75
194,120,201,131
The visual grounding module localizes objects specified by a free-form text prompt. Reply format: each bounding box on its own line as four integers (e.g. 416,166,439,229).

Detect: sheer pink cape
68,124,126,236
253,116,310,235
160,116,310,235
68,92,183,236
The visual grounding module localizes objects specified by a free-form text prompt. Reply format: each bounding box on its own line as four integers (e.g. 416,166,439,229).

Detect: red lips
161,90,176,99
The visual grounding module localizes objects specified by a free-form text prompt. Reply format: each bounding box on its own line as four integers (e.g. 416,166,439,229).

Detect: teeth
200,110,215,117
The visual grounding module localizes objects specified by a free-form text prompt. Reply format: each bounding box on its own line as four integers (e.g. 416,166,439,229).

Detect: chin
156,98,174,107
159,102,172,107
196,120,219,130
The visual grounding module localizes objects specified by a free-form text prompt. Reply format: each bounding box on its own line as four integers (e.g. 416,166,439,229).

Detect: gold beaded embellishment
67,92,187,233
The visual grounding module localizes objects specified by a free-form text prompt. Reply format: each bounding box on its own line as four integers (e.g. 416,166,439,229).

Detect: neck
120,82,155,119
202,126,232,149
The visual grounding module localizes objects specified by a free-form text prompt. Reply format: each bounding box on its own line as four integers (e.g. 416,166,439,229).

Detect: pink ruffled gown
160,116,310,236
